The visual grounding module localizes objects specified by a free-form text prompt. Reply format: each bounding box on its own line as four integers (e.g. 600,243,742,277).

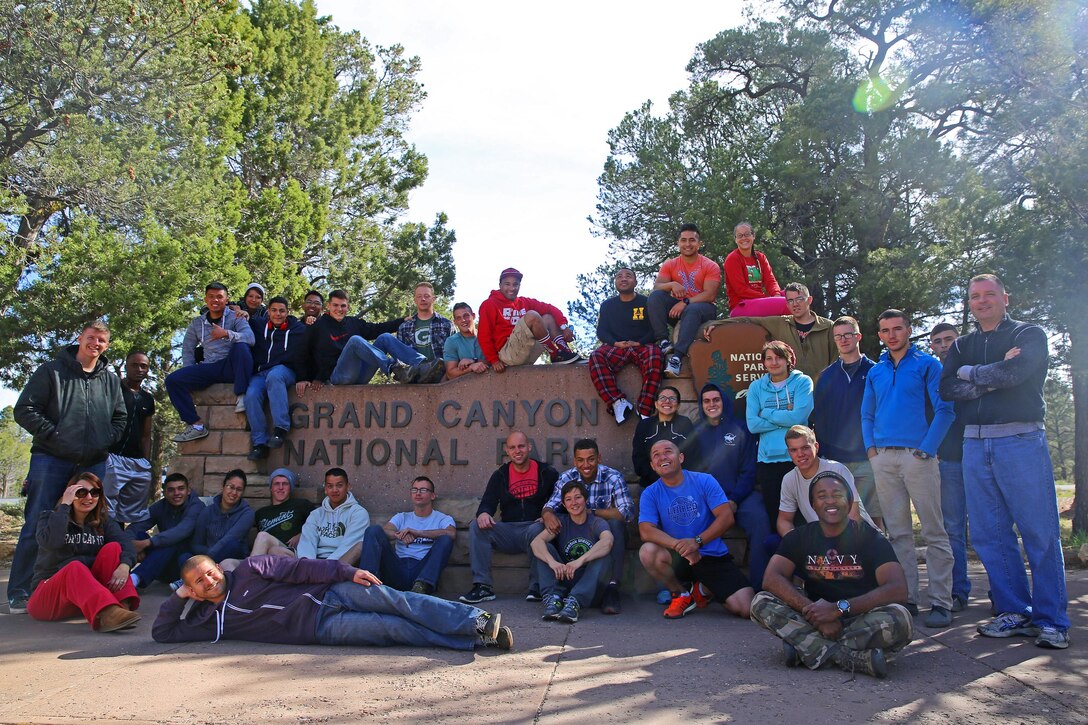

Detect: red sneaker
691,581,711,608
663,591,695,619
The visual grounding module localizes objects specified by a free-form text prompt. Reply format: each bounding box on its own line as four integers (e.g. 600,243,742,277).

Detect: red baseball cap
499,267,523,282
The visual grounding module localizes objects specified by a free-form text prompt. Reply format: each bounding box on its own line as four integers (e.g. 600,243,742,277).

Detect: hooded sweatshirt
745,368,814,463
304,313,401,383
32,506,136,589
14,344,127,465
152,555,356,644
129,490,204,550
691,383,757,502
250,314,309,375
476,289,568,365
189,495,255,561
296,492,370,561
181,307,255,367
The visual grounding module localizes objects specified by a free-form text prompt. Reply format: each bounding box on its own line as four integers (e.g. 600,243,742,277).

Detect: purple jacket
152,555,356,644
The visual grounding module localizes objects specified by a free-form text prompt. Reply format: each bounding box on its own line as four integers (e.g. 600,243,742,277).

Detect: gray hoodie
296,492,370,561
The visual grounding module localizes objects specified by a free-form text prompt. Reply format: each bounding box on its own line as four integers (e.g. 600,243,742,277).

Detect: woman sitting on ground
26,472,141,632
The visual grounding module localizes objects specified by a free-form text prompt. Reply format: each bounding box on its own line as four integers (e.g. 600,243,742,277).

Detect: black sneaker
7,593,28,615
420,358,446,383
474,612,501,638
460,583,496,604
550,349,580,365
525,586,542,602
834,647,887,679
556,596,580,624
267,428,289,449
247,444,269,461
390,363,413,384
783,641,801,668
600,583,621,615
410,581,434,595
480,625,514,651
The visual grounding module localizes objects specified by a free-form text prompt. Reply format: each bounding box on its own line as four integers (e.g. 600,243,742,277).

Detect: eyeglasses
75,488,102,499
785,297,807,306
657,396,679,403
409,488,433,495
833,333,857,341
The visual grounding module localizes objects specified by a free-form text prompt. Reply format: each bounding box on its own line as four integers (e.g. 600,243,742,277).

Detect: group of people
4,219,1069,673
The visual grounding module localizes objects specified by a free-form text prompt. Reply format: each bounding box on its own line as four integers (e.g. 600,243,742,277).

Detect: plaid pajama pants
588,343,664,417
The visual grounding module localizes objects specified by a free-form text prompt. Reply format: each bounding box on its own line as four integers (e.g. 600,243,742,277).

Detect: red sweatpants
27,542,140,630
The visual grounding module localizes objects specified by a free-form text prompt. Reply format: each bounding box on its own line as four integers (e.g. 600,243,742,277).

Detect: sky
0,2,747,409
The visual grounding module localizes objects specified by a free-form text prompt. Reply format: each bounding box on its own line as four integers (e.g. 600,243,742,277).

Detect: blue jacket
862,345,953,455
152,555,357,644
130,491,204,550
250,314,309,375
691,384,757,502
746,369,814,463
190,495,255,561
810,356,875,463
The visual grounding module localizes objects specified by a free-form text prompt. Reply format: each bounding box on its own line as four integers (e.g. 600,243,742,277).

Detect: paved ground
2,565,1085,724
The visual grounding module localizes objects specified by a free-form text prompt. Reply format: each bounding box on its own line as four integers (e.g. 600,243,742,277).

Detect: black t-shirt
776,520,897,601
795,319,816,343
254,499,317,545
110,386,155,458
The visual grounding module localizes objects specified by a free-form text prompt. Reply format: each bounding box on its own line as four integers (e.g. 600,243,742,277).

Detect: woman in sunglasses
26,472,142,632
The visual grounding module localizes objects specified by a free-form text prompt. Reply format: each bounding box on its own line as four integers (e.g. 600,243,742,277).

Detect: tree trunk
1070,322,1088,534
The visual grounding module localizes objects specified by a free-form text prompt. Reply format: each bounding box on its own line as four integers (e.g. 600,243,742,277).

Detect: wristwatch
836,599,851,617
694,535,703,546
912,449,930,460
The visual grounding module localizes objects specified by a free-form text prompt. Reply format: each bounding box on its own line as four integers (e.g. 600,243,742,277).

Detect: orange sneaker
663,591,695,619
691,581,711,608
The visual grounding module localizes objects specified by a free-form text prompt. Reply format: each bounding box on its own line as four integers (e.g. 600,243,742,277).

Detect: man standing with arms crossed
9,320,126,614
939,274,1069,649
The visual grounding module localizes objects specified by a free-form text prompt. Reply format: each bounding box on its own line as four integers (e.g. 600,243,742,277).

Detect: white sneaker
664,355,682,378
234,396,246,413
613,398,634,425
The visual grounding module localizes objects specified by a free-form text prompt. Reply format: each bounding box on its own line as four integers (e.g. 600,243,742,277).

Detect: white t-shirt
388,509,456,560
778,459,877,530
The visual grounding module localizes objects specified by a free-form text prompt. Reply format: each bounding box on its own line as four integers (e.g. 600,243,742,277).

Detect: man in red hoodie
477,268,580,370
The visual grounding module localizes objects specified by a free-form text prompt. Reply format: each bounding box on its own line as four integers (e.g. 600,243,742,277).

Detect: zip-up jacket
476,459,558,522
181,307,255,367
14,345,126,465
32,506,135,589
939,315,1048,429
632,414,696,487
810,355,875,463
296,492,371,561
690,383,757,502
129,491,204,550
862,345,954,455
477,289,568,365
304,313,401,383
746,369,815,463
250,314,309,375
152,555,357,644
189,495,255,561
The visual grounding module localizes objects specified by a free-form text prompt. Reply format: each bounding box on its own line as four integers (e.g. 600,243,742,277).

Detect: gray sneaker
951,594,968,612
1034,626,1070,649
977,612,1039,638
664,354,682,378
924,605,952,628
834,647,887,679
173,424,209,443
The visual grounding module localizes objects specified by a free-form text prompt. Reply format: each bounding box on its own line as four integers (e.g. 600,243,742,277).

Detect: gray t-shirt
556,512,609,563
778,458,877,529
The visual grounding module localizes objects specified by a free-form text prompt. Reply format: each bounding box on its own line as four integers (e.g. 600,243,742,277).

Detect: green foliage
0,406,31,497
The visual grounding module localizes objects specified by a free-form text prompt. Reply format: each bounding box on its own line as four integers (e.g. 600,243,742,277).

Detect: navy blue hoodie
250,314,309,375
690,383,757,503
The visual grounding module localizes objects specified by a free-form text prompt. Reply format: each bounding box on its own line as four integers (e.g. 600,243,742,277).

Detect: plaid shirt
397,313,452,360
545,464,634,522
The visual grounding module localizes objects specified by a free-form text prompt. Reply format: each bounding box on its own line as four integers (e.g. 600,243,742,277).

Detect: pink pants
27,542,140,629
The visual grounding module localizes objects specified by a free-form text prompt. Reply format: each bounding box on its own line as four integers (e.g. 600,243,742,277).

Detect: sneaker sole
1035,636,1070,649
977,625,1039,638
495,626,514,650
557,615,579,624
663,601,696,619
460,593,497,604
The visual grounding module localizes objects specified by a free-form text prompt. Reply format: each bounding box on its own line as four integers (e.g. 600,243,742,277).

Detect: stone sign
687,322,771,416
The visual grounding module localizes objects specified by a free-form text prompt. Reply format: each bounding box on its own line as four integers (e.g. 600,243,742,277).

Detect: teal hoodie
745,369,814,463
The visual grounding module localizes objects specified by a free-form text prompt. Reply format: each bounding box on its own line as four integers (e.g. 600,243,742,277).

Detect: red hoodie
477,289,568,364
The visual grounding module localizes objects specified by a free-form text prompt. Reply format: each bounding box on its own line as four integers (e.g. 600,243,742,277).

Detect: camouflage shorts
750,591,914,669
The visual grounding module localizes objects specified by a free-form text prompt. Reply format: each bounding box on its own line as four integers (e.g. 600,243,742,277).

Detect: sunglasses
75,488,102,499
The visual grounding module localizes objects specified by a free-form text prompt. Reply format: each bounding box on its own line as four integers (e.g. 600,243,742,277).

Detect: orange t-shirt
658,254,721,298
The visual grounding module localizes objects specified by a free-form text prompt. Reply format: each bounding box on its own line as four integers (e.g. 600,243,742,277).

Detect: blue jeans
166,342,254,424
939,459,971,600
734,491,771,591
330,334,424,385
646,289,717,355
245,364,297,445
8,453,106,600
468,520,544,588
963,431,1068,630
359,524,454,589
129,531,180,588
534,544,609,607
314,581,483,650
